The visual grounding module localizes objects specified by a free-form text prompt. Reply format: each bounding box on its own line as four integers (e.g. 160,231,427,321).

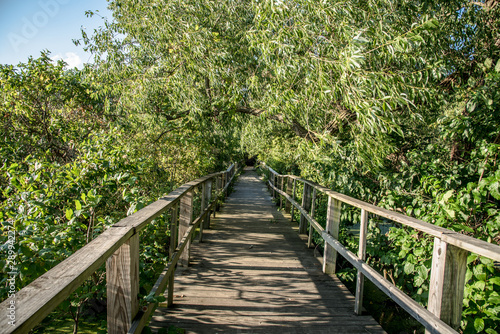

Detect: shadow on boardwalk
151,169,385,334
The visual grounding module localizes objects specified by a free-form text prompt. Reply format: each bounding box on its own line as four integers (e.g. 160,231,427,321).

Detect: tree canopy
1,0,500,332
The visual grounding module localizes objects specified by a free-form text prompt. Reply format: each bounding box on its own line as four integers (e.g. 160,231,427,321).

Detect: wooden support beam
107,233,140,334
308,189,317,248
279,176,284,209
203,179,213,229
355,209,368,315
299,183,312,234
285,177,293,213
168,204,179,306
178,191,193,267
427,237,468,331
323,197,341,274
290,179,296,222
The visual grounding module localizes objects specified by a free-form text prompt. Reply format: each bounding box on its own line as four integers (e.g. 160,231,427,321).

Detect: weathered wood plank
107,233,140,334
178,191,193,267
323,196,341,275
0,226,134,334
322,232,457,334
151,169,385,334
427,237,468,331
299,183,312,234
168,203,179,306
203,179,212,229
308,188,317,248
283,175,500,261
285,177,293,213
355,209,368,315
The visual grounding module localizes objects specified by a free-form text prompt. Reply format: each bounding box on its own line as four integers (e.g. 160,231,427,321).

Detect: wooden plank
427,237,468,331
178,191,193,267
308,188,317,248
152,169,385,334
0,226,134,334
128,210,208,333
268,180,322,233
322,232,457,334
323,196,341,274
283,175,500,261
355,209,368,315
299,183,312,234
107,233,140,334
113,172,222,233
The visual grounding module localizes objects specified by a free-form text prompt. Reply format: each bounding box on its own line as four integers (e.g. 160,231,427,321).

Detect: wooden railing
0,163,239,334
263,163,500,334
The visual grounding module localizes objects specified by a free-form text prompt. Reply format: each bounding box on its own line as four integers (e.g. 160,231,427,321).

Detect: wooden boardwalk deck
150,169,386,333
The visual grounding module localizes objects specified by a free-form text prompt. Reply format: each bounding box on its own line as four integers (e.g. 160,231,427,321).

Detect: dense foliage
1,0,499,333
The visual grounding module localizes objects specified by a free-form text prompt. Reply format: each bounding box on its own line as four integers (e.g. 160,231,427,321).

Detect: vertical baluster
426,237,468,331
308,189,317,248
299,183,312,234
168,204,179,306
290,179,296,222
355,209,368,314
323,196,341,274
107,234,140,334
179,191,193,267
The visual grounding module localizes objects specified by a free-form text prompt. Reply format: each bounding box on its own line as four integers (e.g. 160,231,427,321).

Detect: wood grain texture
107,234,140,334
282,175,500,261
179,191,193,267
322,233,457,334
427,238,468,331
355,209,368,315
299,183,312,234
323,196,341,275
151,169,384,334
285,177,293,213
0,226,134,334
202,180,212,229
308,188,317,248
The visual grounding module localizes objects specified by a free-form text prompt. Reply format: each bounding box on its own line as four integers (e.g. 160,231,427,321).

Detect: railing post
299,183,312,234
355,209,368,314
199,184,206,243
271,172,276,199
285,177,293,213
426,237,468,331
290,179,296,222
203,179,213,229
179,191,193,267
216,175,221,212
279,176,284,209
308,188,317,248
107,233,140,334
323,196,341,274
224,171,229,197
168,204,179,306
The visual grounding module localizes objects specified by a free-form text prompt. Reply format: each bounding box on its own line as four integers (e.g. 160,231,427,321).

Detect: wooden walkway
151,169,386,333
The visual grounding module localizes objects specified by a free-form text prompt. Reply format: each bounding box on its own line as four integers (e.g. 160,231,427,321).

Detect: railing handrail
0,163,239,334
262,162,500,334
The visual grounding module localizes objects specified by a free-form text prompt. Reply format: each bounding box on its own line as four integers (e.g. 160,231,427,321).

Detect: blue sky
0,0,112,68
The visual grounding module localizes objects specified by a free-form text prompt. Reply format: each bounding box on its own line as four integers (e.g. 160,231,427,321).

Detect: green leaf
442,190,454,202
75,200,82,211
489,181,500,200
404,262,415,275
65,208,73,220
495,59,500,73
490,277,500,286
474,318,484,332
